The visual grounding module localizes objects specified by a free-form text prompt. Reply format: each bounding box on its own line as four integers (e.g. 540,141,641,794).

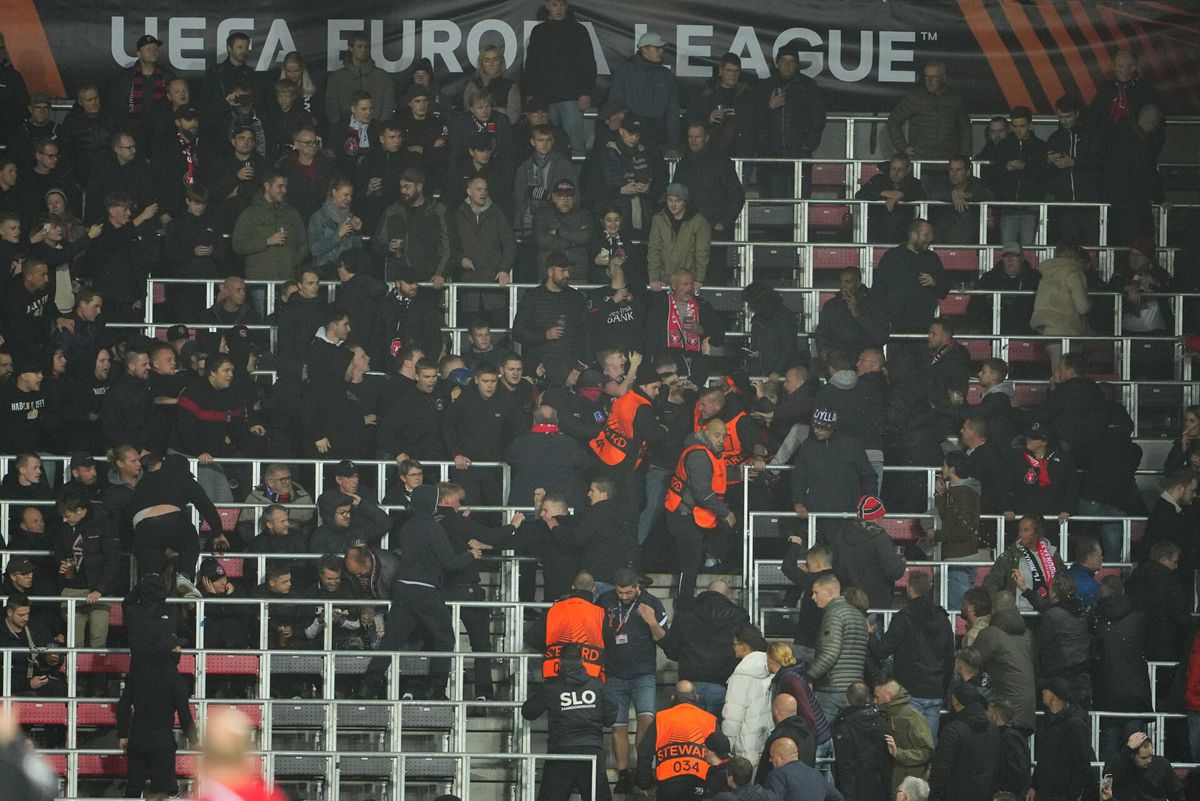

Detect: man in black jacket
511,251,588,385
1102,731,1185,801
443,363,525,508
659,578,748,716
1030,678,1097,801
759,44,825,199
51,492,121,649
672,123,745,285
961,417,1011,515
815,268,889,368
272,270,325,381
832,682,893,801
1126,540,1192,663
378,359,449,461
362,484,481,700
987,699,1031,797
757,693,817,782
1004,426,1078,523
1031,353,1110,464
929,685,999,801
522,642,616,801
375,266,443,366
856,154,927,244
541,477,634,595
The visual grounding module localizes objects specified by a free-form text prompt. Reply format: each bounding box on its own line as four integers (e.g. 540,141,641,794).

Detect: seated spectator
926,155,993,245
985,106,1048,248
533,178,592,276
255,563,321,653
1126,540,1192,663
460,320,510,370
856,154,926,244
815,267,889,363
1110,237,1173,335
975,116,1008,168
647,183,711,290
0,592,67,697
248,504,309,554
240,464,315,535
969,244,1039,335
1102,730,1184,801
886,59,972,161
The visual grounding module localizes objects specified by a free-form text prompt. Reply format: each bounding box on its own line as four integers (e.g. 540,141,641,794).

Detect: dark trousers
367,581,456,697
668,512,732,601
125,734,177,796
656,776,706,801
451,465,504,515
539,747,611,801
443,583,494,697
133,511,200,581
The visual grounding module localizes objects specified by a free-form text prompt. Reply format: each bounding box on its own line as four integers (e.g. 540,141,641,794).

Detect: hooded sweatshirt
521,651,616,752
813,369,884,451
872,593,955,700
930,704,1000,801
393,484,475,589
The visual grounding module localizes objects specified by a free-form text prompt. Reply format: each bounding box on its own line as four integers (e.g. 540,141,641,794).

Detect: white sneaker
401,692,414,701
175,575,202,598
703,555,719,569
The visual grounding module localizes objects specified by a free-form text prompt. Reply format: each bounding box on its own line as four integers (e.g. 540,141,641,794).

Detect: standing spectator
660,578,749,716
790,409,878,530
1088,51,1159,135
0,592,66,697
506,405,589,509
513,125,576,271
971,245,1040,335
926,317,971,425
721,624,774,765
1031,353,1110,458
271,269,325,380
374,167,451,283
763,738,844,801
874,679,935,792
644,268,726,384
533,179,592,276
856,154,926,245
828,495,906,610
50,492,120,648
443,363,524,507
927,155,993,245
0,366,48,456
1091,576,1150,762
757,693,817,781
150,104,206,220
984,515,1066,611
689,54,758,158
647,183,711,288
973,591,1037,733
870,571,954,738
354,119,411,234
199,32,254,131
1101,102,1162,245
742,282,801,376
986,106,1048,248
585,247,645,353
231,171,306,282
988,700,1031,797
274,127,338,223
814,351,886,489
886,60,972,161
635,681,719,799
595,113,666,235
665,419,735,601
925,451,983,610
83,194,159,321
323,31,395,128
1045,95,1102,244
263,76,317,162
0,257,73,362
522,0,597,158
25,138,79,218
808,574,869,723
511,251,587,384
1030,678,1097,801
1140,469,1197,570
1102,731,1185,801
1064,538,1102,608
760,44,825,199
0,31,30,151
59,82,115,187
117,638,198,801
448,176,515,327
447,92,515,193
1023,575,1092,706
599,568,668,793
832,681,893,801
816,268,889,363
463,45,520,124
929,685,999,801
1126,540,1192,663
1004,428,1078,524
332,91,375,177
398,85,449,188
871,219,948,336
673,122,745,284
609,32,680,150
109,34,175,141
1110,237,1173,336
377,360,447,462
522,642,616,801
307,178,364,276
767,642,832,750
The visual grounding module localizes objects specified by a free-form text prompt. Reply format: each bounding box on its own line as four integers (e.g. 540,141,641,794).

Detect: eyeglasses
269,475,293,483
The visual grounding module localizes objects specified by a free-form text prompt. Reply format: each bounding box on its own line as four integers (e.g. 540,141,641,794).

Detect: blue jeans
946,560,976,612
909,696,942,743
1078,498,1126,561
1000,212,1037,247
692,681,727,720
549,100,588,158
608,673,657,726
636,467,672,545
814,690,846,727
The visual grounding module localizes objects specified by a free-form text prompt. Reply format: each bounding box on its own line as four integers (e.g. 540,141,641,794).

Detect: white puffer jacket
721,650,774,763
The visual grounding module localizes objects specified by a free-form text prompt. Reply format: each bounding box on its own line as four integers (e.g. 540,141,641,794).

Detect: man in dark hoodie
522,641,616,801
832,681,893,801
813,351,885,480
1102,730,1185,801
828,495,907,611
362,484,481,700
309,492,389,554
791,408,878,533
869,571,954,738
1021,575,1093,708
660,578,749,716
1030,677,1097,801
929,684,999,801
522,0,597,158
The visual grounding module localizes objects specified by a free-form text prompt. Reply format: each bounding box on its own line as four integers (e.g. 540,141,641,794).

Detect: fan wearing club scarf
1003,425,1078,524
983,515,1065,614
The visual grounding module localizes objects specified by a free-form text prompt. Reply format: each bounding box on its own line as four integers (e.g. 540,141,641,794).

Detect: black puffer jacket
1035,596,1092,679
660,589,750,685
1090,595,1150,712
831,704,893,801
930,706,1000,801
521,650,615,752
871,593,955,700
1031,704,1097,801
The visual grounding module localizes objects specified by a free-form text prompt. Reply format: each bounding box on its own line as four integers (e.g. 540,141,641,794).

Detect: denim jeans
1078,498,1126,561
814,690,846,727
549,100,588,158
945,557,978,612
692,681,727,720
1000,212,1037,247
909,696,942,743
636,466,672,545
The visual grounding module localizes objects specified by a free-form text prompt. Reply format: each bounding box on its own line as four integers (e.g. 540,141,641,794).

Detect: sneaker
703,555,720,569
613,768,634,794
175,575,202,598
401,692,414,701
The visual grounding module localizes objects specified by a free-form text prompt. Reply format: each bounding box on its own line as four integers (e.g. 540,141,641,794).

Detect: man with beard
374,167,451,283
61,347,112,453
511,252,587,385
151,104,205,220
206,126,267,232
375,265,443,365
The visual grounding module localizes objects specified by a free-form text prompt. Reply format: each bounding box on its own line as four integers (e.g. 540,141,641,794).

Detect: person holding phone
1100,730,1184,801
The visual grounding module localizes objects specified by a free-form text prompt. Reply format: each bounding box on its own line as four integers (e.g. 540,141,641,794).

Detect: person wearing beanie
828,494,907,611
789,408,877,536
398,81,450,186
1109,235,1173,335
760,45,826,200
647,181,711,289
702,731,736,797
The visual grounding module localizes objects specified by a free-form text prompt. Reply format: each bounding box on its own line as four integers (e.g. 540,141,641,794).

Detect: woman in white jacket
721,624,775,766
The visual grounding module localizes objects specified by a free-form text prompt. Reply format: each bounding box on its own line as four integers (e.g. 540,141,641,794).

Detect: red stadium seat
812,247,862,270
808,204,852,229
178,654,196,675
14,702,67,725
962,339,994,362
200,508,241,533
44,754,67,776
966,384,984,405
1008,340,1047,364
77,653,130,674
872,247,889,267
938,294,971,317
934,248,981,272
205,653,261,675
818,291,836,309
811,162,848,189
108,602,124,627
1013,383,1049,409
209,703,264,728
77,703,117,726
217,557,245,578
176,755,199,776
859,163,881,185
881,518,923,543
77,754,127,776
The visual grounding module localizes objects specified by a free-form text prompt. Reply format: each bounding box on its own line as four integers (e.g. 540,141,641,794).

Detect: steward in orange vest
537,574,606,680
635,681,718,797
665,420,735,601
588,362,666,471
691,385,765,487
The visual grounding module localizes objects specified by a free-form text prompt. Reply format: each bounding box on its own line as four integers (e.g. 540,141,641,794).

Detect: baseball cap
69,451,97,471
577,369,606,390
332,460,359,478
199,558,226,581
1023,423,1048,441
635,360,662,386
137,34,164,49
552,179,576,196
704,730,732,760
1001,242,1023,256
174,105,199,120
6,556,35,575
446,367,476,387
166,324,191,343
1043,676,1073,703
619,112,642,133
856,495,886,522
638,32,667,49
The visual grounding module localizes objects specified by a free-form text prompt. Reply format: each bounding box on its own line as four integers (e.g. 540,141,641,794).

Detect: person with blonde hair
766,641,832,758
463,45,521,124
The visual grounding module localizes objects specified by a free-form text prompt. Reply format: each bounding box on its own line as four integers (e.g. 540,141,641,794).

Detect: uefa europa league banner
9,0,1200,114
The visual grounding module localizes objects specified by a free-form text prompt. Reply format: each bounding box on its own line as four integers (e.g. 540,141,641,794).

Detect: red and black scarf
666,295,701,353
1020,539,1058,599
129,65,167,117
1021,450,1052,487
177,132,198,186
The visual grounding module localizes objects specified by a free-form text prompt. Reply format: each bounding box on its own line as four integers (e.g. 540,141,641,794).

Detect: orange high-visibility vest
693,405,751,485
654,703,717,782
542,596,605,680
664,443,727,529
589,391,651,468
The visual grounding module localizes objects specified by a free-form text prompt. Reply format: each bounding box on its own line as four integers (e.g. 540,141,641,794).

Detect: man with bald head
1087,50,1160,136
660,576,750,715
757,693,817,783
764,737,844,800
666,418,736,601
636,680,718,799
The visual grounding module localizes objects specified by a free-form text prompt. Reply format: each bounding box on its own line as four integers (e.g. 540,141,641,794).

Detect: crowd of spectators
0,5,1196,801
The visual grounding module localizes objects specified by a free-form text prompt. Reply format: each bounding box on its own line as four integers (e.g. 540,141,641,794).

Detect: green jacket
808,595,868,693
373,198,451,282
646,209,711,285
880,686,935,791
533,204,592,274
886,87,973,160
231,194,307,281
